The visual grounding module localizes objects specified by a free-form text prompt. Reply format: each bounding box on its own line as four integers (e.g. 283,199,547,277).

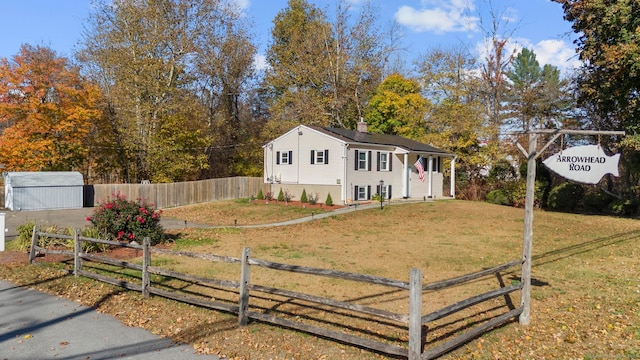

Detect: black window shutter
438,157,441,172
354,150,359,170
288,151,293,164
388,185,392,199
354,186,359,200
367,185,371,200
310,150,315,164
376,185,380,196
324,149,329,164
368,151,372,171
276,151,280,165
389,153,393,171
377,152,380,171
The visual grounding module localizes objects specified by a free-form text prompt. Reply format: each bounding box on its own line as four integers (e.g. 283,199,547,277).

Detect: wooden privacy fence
30,227,523,359
89,177,268,209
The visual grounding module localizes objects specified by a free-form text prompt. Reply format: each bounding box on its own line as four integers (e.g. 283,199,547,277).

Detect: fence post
28,225,40,264
74,228,82,277
409,268,423,360
238,247,251,326
142,237,151,298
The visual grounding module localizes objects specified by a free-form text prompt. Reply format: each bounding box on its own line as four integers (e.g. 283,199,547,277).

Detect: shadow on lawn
532,229,640,267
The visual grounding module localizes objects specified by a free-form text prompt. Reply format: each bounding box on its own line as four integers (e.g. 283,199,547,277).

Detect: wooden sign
542,144,620,184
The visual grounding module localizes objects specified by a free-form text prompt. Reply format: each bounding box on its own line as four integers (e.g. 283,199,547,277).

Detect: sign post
0,213,5,252
512,129,624,325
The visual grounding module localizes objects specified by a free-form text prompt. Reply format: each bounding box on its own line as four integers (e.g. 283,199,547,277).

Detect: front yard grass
1,199,638,359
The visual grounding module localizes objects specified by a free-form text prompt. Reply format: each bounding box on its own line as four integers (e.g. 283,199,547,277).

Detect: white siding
264,125,346,189
346,147,400,202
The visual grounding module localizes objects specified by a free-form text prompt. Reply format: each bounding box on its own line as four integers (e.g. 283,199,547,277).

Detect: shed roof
4,171,84,187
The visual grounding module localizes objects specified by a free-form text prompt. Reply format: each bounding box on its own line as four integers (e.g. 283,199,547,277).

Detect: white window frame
281,151,290,164
380,152,389,171
358,151,368,170
316,150,325,164
380,185,388,199
357,186,368,200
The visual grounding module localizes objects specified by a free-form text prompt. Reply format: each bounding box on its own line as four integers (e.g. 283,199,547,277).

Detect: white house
263,122,456,205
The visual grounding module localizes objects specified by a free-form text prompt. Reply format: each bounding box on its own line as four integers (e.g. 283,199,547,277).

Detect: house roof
309,126,454,156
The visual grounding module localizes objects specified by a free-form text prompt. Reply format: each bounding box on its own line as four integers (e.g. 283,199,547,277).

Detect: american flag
414,157,425,182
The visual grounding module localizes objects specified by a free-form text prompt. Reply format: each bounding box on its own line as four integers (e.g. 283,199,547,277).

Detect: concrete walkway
0,280,219,360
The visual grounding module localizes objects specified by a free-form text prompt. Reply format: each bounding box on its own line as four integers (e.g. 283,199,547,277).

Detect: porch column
450,157,456,198
427,156,433,198
403,153,409,198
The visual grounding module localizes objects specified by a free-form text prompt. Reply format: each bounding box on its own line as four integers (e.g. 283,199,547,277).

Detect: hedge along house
263,122,457,205
3,171,84,211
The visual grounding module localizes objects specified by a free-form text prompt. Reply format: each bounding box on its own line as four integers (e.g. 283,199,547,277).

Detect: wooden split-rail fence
29,226,523,359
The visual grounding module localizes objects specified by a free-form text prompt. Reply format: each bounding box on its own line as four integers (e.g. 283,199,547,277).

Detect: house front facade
263,123,456,205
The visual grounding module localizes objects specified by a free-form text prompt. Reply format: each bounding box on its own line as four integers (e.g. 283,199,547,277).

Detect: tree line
0,0,638,214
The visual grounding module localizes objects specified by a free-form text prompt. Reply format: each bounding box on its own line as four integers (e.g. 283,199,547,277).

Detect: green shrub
257,188,264,200
581,189,614,213
282,189,293,203
486,189,510,206
547,182,584,211
607,199,638,216
13,221,37,251
277,188,285,202
300,189,308,203
87,192,164,245
79,227,110,253
308,192,319,205
325,193,333,206
502,179,545,208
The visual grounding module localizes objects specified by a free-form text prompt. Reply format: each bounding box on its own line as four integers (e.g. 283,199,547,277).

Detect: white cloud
475,36,582,76
230,0,250,11
394,1,479,34
533,39,580,72
253,53,269,72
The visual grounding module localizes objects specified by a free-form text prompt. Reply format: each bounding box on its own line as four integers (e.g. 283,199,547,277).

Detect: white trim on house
263,124,456,204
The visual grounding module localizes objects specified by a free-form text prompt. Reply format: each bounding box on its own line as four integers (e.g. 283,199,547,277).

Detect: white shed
3,172,84,211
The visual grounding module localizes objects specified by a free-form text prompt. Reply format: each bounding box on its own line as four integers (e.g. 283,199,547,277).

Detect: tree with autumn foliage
554,0,640,210
364,74,429,139
0,44,100,172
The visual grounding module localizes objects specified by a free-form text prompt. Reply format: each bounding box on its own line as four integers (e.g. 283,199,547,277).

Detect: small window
311,149,329,164
356,186,369,200
354,150,371,171
358,151,367,170
378,152,394,171
277,150,293,165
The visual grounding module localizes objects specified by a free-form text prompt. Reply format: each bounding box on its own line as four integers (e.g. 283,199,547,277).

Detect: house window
354,185,371,200
376,184,392,199
377,152,392,171
276,151,293,165
354,150,371,171
358,151,367,169
310,150,329,164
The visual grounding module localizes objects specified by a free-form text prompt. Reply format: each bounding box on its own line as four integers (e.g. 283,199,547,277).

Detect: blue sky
0,0,579,74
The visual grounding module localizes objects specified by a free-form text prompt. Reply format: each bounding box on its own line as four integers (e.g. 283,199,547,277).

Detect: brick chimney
357,118,368,133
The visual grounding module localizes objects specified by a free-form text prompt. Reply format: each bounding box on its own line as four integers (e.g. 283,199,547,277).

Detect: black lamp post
379,179,384,209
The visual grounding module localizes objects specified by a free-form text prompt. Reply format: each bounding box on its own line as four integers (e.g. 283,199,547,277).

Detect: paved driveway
0,280,219,360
